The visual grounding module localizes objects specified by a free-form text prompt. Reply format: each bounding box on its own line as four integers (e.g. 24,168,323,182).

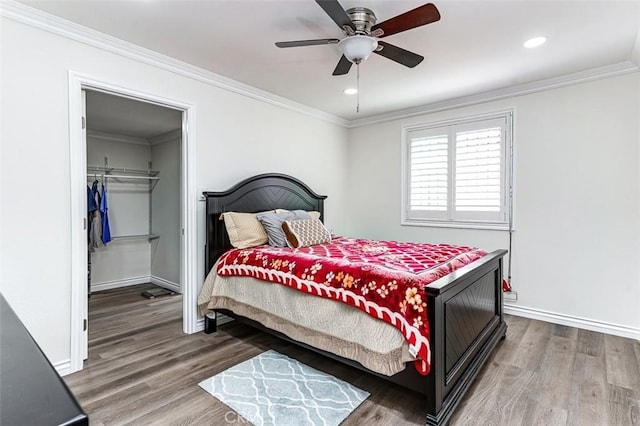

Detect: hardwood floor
65,284,640,425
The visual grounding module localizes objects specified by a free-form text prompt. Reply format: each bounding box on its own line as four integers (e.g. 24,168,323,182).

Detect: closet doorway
69,74,198,374
84,89,183,359
85,89,182,288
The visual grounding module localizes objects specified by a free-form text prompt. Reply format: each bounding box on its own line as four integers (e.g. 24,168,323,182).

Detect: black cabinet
1,294,88,425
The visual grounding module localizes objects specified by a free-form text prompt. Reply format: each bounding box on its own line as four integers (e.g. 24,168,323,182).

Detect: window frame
401,110,514,230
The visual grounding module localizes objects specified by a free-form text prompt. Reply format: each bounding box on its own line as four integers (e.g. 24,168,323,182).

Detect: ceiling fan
275,0,441,76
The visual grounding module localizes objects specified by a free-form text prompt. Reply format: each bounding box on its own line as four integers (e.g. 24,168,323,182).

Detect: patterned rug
198,350,369,426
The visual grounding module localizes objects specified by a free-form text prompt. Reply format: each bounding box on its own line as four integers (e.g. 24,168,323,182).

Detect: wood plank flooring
65,284,640,425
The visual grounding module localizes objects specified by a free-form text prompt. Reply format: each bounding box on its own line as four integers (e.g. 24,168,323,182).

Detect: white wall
347,73,640,333
150,132,181,289
0,17,349,368
87,136,152,290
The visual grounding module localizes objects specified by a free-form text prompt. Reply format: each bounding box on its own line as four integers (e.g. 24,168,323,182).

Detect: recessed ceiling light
343,88,358,95
524,36,547,49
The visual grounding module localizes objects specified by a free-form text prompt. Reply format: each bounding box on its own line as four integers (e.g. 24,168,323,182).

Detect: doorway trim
68,71,198,374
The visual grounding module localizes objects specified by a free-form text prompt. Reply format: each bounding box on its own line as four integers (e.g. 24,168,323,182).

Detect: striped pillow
282,218,332,248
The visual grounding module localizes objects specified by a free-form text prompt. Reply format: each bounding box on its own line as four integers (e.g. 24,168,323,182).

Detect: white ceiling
19,0,640,121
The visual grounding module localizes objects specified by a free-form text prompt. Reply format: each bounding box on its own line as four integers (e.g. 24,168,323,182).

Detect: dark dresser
1,294,89,425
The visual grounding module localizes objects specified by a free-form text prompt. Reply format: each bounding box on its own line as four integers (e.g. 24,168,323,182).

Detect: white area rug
199,350,369,425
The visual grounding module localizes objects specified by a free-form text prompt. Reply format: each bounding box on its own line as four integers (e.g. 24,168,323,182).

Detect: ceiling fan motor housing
337,7,379,64
346,7,377,35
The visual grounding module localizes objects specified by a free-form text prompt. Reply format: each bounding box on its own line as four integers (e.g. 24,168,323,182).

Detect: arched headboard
203,173,327,273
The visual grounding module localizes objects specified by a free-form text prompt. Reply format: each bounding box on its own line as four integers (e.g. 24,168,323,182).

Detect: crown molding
0,0,349,128
86,129,150,146
348,61,639,128
87,128,182,146
148,129,182,146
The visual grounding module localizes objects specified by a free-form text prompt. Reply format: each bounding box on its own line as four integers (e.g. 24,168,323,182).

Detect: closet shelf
111,234,160,242
86,173,159,181
87,165,159,178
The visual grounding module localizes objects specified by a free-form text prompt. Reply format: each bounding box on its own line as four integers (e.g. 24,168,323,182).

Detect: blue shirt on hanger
100,184,112,244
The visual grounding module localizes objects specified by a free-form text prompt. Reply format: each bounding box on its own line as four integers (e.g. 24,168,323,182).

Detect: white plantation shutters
409,134,448,216
403,112,512,228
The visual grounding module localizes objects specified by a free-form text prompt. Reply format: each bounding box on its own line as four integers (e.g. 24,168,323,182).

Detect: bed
200,173,507,426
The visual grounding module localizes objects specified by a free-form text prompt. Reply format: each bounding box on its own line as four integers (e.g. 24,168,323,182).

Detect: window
402,111,512,229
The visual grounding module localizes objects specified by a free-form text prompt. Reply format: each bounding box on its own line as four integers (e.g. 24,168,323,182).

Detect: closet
85,90,182,296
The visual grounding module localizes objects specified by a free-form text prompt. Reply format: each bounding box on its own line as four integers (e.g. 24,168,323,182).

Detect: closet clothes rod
86,174,159,181
87,165,159,176
111,234,160,241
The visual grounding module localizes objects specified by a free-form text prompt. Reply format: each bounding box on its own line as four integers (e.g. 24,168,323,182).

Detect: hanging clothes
89,211,103,251
87,183,98,213
100,183,112,244
87,180,102,249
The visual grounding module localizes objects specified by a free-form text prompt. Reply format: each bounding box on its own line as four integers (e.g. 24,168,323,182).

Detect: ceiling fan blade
315,0,355,31
372,3,440,38
332,55,353,76
275,39,340,48
374,41,424,68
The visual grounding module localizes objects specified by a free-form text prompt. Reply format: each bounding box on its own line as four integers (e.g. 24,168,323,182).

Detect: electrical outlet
504,291,518,302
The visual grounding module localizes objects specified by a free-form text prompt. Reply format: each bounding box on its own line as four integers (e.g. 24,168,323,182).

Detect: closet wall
149,130,181,289
87,131,181,293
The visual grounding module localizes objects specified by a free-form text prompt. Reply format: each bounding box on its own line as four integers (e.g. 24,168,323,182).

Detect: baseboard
90,276,150,293
54,359,72,376
505,303,640,341
150,275,182,293
196,318,205,332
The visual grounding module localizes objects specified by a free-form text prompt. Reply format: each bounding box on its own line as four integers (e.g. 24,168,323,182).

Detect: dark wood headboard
203,173,327,274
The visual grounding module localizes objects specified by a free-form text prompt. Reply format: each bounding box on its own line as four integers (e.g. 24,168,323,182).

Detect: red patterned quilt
216,237,487,375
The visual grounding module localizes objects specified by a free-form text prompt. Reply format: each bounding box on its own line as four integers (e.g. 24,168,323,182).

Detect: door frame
68,71,198,374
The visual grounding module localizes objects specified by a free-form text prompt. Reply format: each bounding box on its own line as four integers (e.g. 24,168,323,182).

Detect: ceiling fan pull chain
356,63,360,114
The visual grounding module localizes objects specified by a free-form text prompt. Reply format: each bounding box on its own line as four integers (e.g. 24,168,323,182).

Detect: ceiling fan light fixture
339,35,378,64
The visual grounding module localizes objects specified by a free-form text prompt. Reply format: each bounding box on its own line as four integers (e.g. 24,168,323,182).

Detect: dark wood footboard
424,249,507,425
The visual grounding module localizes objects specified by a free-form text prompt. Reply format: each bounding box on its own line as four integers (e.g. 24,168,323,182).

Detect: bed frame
203,173,507,426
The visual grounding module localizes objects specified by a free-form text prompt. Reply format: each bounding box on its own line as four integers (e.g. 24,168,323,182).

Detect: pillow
256,210,310,247
220,211,271,248
308,211,321,221
282,218,332,248
275,209,321,221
